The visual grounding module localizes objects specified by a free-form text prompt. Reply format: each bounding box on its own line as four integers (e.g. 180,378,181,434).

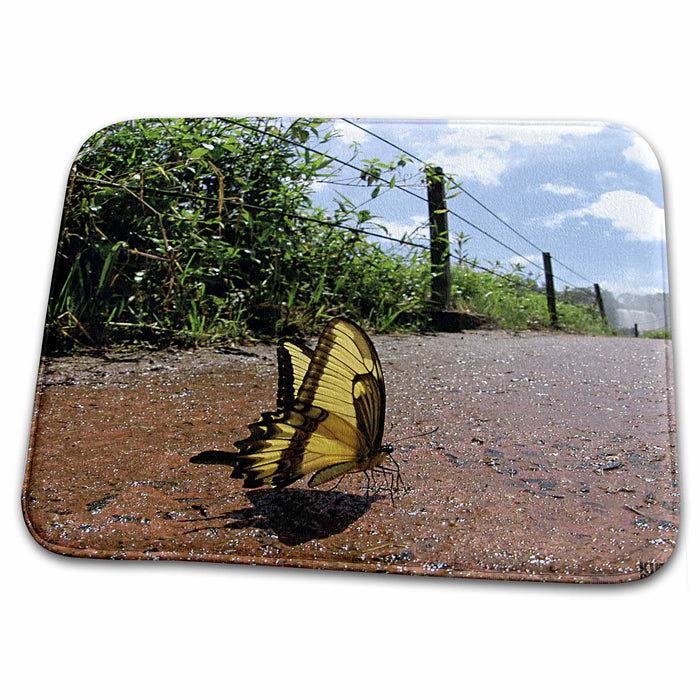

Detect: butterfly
190,317,395,490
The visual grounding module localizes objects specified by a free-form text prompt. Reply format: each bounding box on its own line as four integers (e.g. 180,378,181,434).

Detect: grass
45,117,617,353
450,265,610,335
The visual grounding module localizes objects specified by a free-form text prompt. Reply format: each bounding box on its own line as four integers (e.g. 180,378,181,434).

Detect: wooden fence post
542,252,558,328
427,166,451,310
594,283,607,324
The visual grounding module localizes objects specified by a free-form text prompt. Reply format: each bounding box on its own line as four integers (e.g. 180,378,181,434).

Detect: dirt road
22,330,678,583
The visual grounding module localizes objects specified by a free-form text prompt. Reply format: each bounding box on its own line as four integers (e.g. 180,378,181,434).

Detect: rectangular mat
22,118,678,582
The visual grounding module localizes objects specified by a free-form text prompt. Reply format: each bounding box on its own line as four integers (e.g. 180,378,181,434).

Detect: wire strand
80,117,593,296
224,118,429,205
341,118,597,287
229,118,583,287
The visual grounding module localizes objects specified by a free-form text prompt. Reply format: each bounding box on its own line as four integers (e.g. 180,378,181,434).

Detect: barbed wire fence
225,117,609,330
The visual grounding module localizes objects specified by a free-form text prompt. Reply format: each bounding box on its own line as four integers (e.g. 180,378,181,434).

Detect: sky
308,119,668,300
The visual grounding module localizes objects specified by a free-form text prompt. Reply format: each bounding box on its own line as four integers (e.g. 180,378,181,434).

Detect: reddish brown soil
22,330,678,583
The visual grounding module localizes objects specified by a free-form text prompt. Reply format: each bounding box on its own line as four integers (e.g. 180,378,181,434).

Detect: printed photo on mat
22,118,677,582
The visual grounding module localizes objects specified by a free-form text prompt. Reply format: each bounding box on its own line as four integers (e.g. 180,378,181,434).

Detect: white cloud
332,119,369,145
509,254,542,273
623,134,660,171
445,122,605,146
599,268,665,297
430,122,605,186
543,190,665,241
308,178,329,194
429,146,512,186
541,183,587,197
381,217,430,245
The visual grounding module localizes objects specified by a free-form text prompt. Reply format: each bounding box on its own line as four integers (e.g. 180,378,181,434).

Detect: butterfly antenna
390,425,439,446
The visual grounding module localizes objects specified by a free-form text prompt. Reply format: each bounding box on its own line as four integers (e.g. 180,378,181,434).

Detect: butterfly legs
324,459,406,506
364,458,406,505
327,474,348,492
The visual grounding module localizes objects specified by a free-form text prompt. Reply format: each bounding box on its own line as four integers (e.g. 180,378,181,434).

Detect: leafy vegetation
450,265,609,334
641,328,672,339
46,117,611,354
48,117,419,351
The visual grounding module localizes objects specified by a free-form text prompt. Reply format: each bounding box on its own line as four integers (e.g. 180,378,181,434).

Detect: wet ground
22,330,678,583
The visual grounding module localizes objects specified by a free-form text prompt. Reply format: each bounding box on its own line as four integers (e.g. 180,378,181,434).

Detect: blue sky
309,119,667,298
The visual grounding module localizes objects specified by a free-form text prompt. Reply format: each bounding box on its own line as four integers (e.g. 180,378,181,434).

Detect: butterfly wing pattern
276,340,313,410
191,317,392,490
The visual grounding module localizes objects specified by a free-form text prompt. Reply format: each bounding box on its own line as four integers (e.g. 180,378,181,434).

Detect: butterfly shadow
209,488,381,546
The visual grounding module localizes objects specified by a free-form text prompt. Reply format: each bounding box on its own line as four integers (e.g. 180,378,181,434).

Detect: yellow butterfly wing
276,339,313,409
194,317,391,489
189,339,313,470
296,317,385,450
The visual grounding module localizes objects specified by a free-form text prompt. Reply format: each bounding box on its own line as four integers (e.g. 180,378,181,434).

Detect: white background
3,2,696,697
